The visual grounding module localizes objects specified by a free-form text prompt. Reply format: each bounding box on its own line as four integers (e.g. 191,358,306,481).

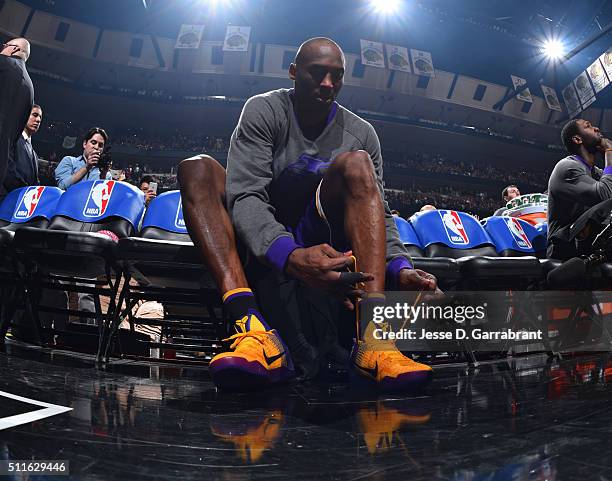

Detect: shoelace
376,349,420,366
223,330,274,350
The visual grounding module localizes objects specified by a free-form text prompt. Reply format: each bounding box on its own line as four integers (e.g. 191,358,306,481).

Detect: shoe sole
352,365,433,392
209,357,294,391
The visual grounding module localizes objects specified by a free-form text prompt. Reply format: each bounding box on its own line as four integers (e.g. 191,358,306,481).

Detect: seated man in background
493,184,521,216
179,37,437,391
547,119,612,260
2,104,42,195
55,127,112,190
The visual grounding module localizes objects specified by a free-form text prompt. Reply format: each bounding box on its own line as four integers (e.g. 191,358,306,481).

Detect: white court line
0,390,72,431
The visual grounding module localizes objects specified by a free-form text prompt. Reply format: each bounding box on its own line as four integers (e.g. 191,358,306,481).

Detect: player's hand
598,137,612,152
145,190,157,206
286,244,373,308
397,268,438,292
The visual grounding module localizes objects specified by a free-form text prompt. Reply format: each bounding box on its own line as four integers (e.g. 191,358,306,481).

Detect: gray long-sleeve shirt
226,88,411,281
547,154,612,259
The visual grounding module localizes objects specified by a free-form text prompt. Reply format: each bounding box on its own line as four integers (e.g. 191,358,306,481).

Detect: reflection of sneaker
211,410,283,463
357,401,431,454
209,311,295,390
351,337,432,391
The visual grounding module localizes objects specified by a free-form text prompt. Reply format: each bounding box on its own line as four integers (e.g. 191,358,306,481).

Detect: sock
222,288,270,331
356,293,386,342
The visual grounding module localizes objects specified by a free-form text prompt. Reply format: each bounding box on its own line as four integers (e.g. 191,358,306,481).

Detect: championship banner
385,44,411,72
573,71,595,107
598,50,612,84
587,58,610,93
562,83,581,118
223,26,251,52
410,49,435,77
360,40,385,68
175,24,205,49
510,75,533,103
62,136,76,149
540,84,561,111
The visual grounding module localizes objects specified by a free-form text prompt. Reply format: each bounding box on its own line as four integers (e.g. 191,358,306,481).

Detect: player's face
292,45,344,112
575,119,603,153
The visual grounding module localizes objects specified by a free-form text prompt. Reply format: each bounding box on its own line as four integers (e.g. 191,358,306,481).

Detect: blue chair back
411,210,496,258
141,191,187,234
0,189,24,222
6,186,63,223
394,215,424,257
482,216,540,256
52,180,144,229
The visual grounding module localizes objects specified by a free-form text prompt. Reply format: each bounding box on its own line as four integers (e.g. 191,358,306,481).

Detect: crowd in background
30,115,545,217
385,186,499,218
385,151,549,191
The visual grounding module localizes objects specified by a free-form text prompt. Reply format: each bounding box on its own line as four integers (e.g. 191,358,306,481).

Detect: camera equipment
97,146,112,170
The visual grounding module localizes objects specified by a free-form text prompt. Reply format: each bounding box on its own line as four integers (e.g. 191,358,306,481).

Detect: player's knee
178,154,225,191
334,150,376,190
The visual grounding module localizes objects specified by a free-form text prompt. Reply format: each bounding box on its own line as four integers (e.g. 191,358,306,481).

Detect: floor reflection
1,343,611,480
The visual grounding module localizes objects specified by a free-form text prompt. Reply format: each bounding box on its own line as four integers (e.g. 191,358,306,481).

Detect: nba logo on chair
83,180,116,218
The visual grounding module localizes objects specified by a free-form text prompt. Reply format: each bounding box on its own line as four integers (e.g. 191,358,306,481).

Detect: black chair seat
0,228,15,246
14,227,118,278
117,237,212,289
457,256,543,281
411,257,462,285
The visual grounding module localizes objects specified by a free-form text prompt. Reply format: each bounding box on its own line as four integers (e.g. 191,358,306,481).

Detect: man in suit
0,37,34,200
2,104,42,195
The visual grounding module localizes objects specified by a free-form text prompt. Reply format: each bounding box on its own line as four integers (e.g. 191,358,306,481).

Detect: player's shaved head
295,37,345,67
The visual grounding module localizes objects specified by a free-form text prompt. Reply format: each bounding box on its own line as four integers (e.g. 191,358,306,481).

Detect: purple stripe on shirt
265,235,301,272
386,256,413,290
326,102,338,126
573,155,592,170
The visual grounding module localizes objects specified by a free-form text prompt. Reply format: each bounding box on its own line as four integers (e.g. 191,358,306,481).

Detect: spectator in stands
2,104,42,194
139,175,157,207
0,37,33,200
493,184,521,216
420,204,436,212
54,127,112,189
547,119,612,259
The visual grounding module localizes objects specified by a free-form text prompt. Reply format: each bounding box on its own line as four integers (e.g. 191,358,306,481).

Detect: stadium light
369,0,401,15
541,38,565,60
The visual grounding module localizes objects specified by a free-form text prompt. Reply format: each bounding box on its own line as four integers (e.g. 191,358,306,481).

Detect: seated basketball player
178,37,437,391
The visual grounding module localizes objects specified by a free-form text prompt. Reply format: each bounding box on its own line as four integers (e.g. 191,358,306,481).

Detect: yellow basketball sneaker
351,320,432,391
209,310,295,390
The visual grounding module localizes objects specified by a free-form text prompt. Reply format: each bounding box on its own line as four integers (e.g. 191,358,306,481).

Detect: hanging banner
587,58,609,93
175,24,205,49
598,50,612,84
562,83,582,118
223,26,251,52
410,49,435,77
62,136,77,149
385,44,411,73
360,39,385,68
510,75,533,103
573,71,595,107
540,85,561,111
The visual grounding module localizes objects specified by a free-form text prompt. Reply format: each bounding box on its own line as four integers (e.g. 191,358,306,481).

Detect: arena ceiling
16,0,612,108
